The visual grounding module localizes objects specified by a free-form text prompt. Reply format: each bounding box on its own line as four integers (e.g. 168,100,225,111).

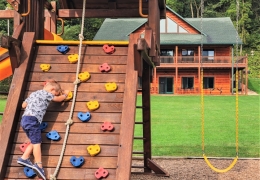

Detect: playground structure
0,0,169,179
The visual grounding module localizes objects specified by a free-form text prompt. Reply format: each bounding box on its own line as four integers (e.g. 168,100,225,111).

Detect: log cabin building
94,7,248,95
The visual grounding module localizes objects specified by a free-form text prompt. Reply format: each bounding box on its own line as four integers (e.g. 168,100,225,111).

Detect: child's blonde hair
45,81,61,93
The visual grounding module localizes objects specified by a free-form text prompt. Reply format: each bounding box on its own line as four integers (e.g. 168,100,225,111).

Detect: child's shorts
21,116,42,144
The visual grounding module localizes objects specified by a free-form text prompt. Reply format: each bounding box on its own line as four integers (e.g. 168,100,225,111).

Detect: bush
0,76,12,93
248,78,260,94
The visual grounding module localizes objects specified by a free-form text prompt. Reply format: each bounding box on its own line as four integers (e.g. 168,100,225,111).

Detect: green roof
94,12,242,45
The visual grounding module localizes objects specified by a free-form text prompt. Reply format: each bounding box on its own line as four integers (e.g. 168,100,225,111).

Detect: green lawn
0,97,7,123
134,95,260,158
248,78,260,94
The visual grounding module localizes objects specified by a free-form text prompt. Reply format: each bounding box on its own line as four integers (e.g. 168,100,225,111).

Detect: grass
248,78,260,94
134,95,260,158
0,96,7,123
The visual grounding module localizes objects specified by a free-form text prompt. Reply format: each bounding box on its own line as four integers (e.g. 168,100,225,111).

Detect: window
182,77,194,89
160,17,188,33
203,77,214,89
203,49,215,60
160,49,174,63
182,49,194,61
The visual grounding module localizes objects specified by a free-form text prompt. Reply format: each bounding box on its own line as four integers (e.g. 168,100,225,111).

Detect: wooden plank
24,91,124,102
9,155,118,168
37,45,128,56
0,32,35,180
0,10,14,18
15,133,119,145
26,82,125,93
18,112,122,123
17,122,121,134
5,167,116,179
58,9,142,18
28,72,126,83
35,54,128,64
31,63,127,73
116,34,138,179
12,144,119,156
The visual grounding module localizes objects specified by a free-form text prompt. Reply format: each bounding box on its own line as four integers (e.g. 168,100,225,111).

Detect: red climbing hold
20,142,31,153
103,44,115,54
95,167,109,179
101,122,114,131
99,63,111,72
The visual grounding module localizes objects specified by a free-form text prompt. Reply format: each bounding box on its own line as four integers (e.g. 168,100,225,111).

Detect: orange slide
0,47,12,81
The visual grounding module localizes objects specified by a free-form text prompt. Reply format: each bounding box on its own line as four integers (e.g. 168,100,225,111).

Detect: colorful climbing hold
77,112,91,122
70,156,85,167
103,44,115,54
57,45,69,54
99,63,111,72
95,167,109,179
40,64,51,72
39,122,48,131
68,54,78,63
87,144,101,156
46,130,61,141
65,91,73,101
23,167,36,178
19,142,31,153
105,82,117,92
86,100,100,111
78,71,91,82
101,122,114,131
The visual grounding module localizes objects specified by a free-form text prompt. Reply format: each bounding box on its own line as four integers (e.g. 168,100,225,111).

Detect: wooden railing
160,56,247,64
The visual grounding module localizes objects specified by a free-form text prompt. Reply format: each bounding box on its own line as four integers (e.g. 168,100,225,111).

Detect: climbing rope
50,0,87,179
200,0,239,173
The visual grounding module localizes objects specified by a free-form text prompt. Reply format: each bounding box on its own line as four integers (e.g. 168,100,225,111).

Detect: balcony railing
160,56,247,64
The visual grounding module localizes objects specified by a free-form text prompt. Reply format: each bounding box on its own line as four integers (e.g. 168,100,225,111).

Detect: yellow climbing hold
105,82,117,92
68,54,78,63
40,64,51,72
86,100,99,111
87,144,101,156
65,91,73,101
78,71,91,82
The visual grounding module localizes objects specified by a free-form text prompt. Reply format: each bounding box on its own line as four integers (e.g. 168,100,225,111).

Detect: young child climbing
17,80,69,180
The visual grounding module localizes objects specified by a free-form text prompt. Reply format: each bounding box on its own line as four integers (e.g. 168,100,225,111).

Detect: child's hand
63,90,70,96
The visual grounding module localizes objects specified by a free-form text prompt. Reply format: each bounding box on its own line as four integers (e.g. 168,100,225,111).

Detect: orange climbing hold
20,142,31,153
86,100,100,111
87,144,101,156
99,63,111,72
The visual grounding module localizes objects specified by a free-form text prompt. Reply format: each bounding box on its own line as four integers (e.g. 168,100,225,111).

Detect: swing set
200,0,240,173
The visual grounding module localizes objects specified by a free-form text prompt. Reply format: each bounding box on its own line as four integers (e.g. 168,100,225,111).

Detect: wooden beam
0,10,14,18
0,32,35,180
147,159,169,176
137,38,155,68
58,9,146,18
134,44,142,77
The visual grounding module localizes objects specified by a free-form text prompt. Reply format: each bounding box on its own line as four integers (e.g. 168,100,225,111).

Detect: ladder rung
135,122,144,124
131,165,146,168
136,106,144,109
132,151,145,154
134,137,145,140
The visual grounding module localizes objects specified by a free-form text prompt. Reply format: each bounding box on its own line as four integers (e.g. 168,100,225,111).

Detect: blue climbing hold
70,156,85,167
23,167,36,178
46,130,61,141
56,45,70,54
40,122,48,131
77,112,91,122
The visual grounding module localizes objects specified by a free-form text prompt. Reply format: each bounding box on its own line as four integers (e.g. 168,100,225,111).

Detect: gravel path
131,158,260,180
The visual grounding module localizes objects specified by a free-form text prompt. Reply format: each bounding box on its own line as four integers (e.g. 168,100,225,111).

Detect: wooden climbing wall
3,41,137,179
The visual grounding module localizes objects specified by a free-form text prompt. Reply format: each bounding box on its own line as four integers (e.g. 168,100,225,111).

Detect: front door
159,77,173,94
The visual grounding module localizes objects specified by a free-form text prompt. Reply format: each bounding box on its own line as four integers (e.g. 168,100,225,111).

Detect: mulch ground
131,158,260,180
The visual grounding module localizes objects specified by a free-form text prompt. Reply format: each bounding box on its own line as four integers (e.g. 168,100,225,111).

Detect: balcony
159,56,247,68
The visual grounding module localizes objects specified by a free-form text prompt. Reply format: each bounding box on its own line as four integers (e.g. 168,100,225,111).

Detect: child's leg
21,143,33,159
33,143,43,168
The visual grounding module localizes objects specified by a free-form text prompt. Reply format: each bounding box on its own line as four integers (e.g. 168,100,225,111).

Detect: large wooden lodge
94,7,248,95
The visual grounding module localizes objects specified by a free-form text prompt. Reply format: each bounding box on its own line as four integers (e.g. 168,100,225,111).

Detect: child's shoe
17,157,34,169
33,163,46,180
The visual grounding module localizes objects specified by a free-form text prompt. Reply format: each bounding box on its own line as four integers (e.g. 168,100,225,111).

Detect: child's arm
52,90,70,102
